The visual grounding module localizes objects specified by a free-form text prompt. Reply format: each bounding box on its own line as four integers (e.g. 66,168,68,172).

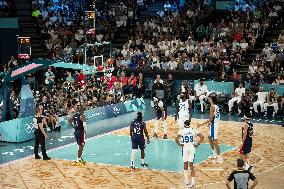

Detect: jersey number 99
184,135,193,143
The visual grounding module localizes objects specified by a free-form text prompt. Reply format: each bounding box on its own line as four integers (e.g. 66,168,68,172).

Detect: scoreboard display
85,11,95,19
17,36,31,60
18,37,31,45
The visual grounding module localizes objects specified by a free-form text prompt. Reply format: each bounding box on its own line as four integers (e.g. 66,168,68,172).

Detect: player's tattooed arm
198,106,214,127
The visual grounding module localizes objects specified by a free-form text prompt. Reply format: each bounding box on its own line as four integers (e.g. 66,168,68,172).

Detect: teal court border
48,134,235,172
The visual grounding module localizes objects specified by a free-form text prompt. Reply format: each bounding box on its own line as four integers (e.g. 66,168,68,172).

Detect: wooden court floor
0,117,283,189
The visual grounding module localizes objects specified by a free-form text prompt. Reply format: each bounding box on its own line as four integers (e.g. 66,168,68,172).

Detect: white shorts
209,121,219,139
183,146,195,162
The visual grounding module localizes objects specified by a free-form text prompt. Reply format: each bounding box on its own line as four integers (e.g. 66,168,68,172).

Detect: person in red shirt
234,30,243,42
77,70,86,88
118,72,128,94
128,73,137,95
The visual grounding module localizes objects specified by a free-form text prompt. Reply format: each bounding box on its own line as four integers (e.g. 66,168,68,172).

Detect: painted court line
0,126,129,167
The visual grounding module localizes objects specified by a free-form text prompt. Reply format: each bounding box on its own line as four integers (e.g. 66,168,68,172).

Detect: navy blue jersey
242,122,253,144
130,119,145,140
42,102,48,111
73,113,84,132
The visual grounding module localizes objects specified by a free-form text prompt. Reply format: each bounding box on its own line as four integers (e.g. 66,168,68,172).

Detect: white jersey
209,104,220,139
178,127,197,148
194,83,208,96
178,99,190,118
212,104,220,122
235,87,245,97
256,92,268,101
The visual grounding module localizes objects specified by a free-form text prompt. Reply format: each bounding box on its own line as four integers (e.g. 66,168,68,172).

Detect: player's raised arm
198,105,215,127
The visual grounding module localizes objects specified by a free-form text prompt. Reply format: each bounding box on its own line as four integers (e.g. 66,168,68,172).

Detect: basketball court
0,109,283,189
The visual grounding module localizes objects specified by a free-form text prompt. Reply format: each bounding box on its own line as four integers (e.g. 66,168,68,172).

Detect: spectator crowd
115,0,282,78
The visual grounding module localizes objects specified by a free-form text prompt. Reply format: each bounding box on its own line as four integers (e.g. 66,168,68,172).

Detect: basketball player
198,94,223,163
175,120,204,187
68,106,87,165
176,92,192,130
240,114,254,173
130,112,150,170
151,97,168,139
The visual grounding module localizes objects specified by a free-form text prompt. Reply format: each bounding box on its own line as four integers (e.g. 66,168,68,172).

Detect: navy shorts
74,131,85,146
157,110,167,120
240,141,252,155
132,138,145,150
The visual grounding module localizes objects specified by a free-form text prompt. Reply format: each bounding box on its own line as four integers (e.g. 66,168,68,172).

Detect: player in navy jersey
130,112,150,170
240,114,254,172
68,106,87,165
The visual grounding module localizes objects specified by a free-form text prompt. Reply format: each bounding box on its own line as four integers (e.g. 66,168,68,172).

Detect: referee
226,158,258,189
34,107,51,160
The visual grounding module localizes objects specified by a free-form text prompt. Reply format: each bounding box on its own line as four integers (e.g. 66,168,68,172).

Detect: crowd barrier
0,98,146,142
146,79,283,96
145,79,235,96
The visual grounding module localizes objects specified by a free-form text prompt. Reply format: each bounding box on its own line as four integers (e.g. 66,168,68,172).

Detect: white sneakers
208,154,217,159
212,156,223,163
184,182,196,188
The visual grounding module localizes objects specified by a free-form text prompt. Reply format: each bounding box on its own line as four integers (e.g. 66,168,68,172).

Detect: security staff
34,107,51,160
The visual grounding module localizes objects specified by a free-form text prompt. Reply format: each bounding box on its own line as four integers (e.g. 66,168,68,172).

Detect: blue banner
0,98,146,142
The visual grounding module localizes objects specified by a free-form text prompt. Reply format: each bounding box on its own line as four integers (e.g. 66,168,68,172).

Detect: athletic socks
184,170,189,185
162,121,167,134
209,150,216,158
131,149,136,167
141,159,145,164
154,120,159,134
191,177,195,185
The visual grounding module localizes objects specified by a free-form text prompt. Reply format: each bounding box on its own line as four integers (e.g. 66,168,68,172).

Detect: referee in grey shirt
226,158,258,189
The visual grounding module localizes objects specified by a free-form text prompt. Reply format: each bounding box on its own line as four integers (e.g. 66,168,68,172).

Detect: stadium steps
15,0,47,59
112,0,166,49
238,12,284,74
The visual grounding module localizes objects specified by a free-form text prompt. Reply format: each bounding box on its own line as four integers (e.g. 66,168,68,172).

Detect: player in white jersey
176,92,192,130
198,93,223,163
175,120,204,188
